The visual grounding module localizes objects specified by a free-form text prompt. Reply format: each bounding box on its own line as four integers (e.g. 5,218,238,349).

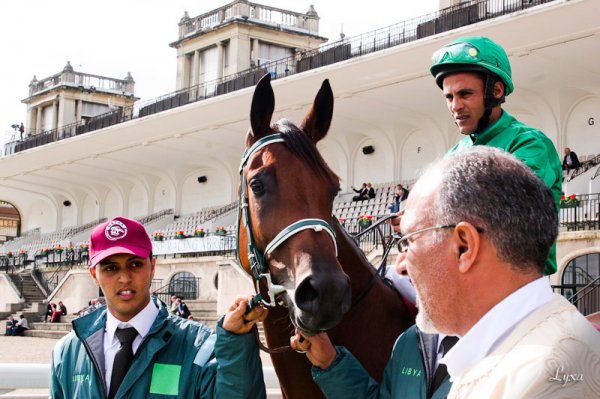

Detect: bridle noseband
237,133,338,311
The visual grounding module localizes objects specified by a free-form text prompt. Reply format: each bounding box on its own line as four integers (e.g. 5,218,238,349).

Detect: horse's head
238,74,351,334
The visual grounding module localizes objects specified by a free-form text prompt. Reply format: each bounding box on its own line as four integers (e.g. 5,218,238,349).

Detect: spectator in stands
6,315,17,335
352,183,369,201
11,315,29,336
562,147,581,171
50,301,66,323
429,35,562,276
45,302,56,323
175,297,192,319
50,216,267,399
170,295,179,314
388,184,410,213
293,147,600,398
366,182,376,199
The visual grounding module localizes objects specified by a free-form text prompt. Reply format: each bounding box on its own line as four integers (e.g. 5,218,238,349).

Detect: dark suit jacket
563,151,580,170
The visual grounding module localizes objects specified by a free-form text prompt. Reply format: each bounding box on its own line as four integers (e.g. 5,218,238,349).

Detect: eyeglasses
393,224,484,253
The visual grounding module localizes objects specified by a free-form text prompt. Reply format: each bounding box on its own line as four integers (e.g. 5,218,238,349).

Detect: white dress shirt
441,276,552,380
103,299,159,391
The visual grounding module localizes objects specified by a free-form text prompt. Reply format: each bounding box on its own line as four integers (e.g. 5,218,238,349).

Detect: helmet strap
472,74,504,137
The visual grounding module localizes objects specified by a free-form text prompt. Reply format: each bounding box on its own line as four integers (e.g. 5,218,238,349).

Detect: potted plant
18,249,27,258
153,232,164,241
339,218,346,226
40,247,49,256
194,228,205,237
175,230,186,239
358,215,373,229
65,244,74,254
78,243,89,253
6,251,13,258
215,226,227,236
560,194,580,208
54,244,63,254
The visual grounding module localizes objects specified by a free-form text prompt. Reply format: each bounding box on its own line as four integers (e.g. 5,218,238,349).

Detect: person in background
562,147,581,171
388,184,409,213
367,182,376,199
11,315,29,336
352,183,369,201
175,297,191,319
50,216,267,399
45,302,56,323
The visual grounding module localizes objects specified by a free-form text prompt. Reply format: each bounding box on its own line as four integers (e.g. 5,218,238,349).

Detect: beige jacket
449,294,600,399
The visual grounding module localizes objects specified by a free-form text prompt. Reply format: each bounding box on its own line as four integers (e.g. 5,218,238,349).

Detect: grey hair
430,146,557,274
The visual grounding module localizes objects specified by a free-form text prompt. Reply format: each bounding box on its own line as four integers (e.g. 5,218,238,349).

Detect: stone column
76,99,82,122
192,49,200,86
35,107,42,132
52,100,59,130
251,38,259,67
217,42,225,79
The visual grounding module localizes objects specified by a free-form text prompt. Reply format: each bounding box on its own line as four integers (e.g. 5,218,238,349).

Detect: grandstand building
1,0,598,333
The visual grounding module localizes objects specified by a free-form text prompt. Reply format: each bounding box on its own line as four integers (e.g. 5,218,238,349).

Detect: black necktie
108,327,138,399
431,335,458,393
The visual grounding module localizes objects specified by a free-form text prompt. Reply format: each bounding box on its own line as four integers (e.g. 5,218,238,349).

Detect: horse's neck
334,223,385,298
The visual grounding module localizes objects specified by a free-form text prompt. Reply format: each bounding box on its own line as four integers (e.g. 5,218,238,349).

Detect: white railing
0,364,282,398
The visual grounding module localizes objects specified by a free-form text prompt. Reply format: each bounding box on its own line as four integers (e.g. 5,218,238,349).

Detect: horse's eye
249,179,265,195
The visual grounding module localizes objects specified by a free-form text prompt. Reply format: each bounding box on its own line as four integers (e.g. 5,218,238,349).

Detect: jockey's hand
290,330,336,369
223,296,268,335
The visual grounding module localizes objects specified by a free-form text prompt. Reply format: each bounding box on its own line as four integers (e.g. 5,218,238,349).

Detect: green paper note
149,363,181,395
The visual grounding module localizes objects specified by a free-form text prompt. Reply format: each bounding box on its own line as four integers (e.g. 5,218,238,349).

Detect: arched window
168,272,198,300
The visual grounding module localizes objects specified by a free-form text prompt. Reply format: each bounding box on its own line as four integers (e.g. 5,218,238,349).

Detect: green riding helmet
430,36,514,96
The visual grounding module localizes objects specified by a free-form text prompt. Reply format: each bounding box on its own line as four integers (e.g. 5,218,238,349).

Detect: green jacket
312,325,451,398
50,298,265,399
448,110,562,275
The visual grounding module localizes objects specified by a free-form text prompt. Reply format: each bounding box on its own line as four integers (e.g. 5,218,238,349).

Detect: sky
0,0,439,145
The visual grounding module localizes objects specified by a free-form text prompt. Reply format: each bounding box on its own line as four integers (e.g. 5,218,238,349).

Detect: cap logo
105,220,128,241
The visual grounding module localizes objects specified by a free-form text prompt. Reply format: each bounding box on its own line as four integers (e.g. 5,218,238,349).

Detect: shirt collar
105,298,159,343
441,276,552,380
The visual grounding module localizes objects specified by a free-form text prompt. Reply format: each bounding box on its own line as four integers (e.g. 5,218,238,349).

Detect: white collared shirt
104,299,159,391
441,276,552,380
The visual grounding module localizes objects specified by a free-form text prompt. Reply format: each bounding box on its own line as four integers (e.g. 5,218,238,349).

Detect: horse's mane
274,120,340,190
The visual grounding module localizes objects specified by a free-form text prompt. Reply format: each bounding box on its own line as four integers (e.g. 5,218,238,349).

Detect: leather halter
237,133,338,310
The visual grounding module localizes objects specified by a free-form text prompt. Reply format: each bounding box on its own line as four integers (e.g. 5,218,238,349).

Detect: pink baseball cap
89,216,152,267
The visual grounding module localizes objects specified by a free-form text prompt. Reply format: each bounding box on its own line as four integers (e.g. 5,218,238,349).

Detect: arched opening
168,271,199,300
0,201,21,244
560,253,600,315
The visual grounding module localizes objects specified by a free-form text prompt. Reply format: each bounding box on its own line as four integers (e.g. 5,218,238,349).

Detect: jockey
430,35,561,276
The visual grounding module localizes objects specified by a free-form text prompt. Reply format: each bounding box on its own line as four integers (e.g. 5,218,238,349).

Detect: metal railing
564,154,600,182
152,277,201,304
4,0,557,156
559,193,600,231
553,275,600,316
32,250,89,294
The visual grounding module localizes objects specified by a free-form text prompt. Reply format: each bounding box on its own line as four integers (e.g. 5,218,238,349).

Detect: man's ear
493,81,505,99
452,222,481,274
89,266,99,285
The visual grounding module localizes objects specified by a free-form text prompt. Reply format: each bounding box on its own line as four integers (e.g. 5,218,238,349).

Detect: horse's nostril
295,277,319,313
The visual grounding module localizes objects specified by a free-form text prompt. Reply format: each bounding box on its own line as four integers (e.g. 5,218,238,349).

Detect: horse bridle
237,133,338,312
236,133,400,353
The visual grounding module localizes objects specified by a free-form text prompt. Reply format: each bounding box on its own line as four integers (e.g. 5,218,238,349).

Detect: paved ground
0,336,58,364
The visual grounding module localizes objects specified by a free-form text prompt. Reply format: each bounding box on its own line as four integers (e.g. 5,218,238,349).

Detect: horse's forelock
274,120,339,188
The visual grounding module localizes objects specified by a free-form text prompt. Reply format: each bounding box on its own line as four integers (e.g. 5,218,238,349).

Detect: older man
398,147,599,397
294,147,600,398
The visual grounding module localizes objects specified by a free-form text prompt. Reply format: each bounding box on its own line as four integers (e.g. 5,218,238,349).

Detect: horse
237,73,414,398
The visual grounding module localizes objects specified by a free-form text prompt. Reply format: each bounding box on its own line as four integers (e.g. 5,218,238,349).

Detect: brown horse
237,74,414,398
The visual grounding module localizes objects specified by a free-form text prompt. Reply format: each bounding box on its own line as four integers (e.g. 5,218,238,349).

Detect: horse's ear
248,73,275,145
299,79,334,143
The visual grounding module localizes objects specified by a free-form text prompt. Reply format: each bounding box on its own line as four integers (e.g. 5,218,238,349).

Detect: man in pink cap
50,216,268,399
